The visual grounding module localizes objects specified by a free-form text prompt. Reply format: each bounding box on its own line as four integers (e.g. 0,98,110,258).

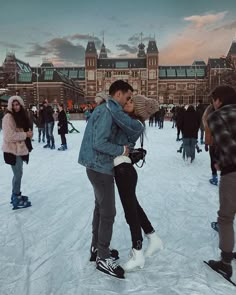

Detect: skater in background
196,99,206,144
43,99,55,149
84,107,91,122
176,106,185,141
154,110,160,127
171,107,177,128
57,104,68,151
179,105,201,162
37,105,45,143
159,107,165,129
1,96,32,209
202,103,218,185
149,114,154,127
206,85,236,281
107,95,163,272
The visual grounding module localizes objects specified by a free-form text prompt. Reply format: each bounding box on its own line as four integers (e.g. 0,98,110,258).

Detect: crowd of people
1,80,236,283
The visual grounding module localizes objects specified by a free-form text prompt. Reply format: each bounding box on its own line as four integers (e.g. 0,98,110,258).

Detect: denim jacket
106,99,144,147
79,98,144,175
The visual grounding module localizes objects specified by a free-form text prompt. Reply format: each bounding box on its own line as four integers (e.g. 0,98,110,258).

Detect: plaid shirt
208,104,236,174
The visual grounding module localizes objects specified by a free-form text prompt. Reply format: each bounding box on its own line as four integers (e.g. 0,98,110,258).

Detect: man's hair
198,99,203,104
109,80,133,96
210,85,236,106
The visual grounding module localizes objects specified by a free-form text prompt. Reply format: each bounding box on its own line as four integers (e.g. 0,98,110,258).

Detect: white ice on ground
0,121,235,295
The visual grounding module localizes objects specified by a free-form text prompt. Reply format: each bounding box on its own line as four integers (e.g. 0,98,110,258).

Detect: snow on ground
0,121,235,295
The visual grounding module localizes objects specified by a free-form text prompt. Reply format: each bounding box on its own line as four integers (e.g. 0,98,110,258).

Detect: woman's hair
8,100,30,129
59,103,64,109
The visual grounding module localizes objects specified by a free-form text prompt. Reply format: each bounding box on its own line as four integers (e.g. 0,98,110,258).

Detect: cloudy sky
0,0,236,66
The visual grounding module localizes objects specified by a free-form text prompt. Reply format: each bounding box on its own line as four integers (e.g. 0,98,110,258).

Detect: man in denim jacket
78,80,143,279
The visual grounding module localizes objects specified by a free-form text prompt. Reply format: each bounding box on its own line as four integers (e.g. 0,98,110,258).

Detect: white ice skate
144,232,164,257
123,248,145,272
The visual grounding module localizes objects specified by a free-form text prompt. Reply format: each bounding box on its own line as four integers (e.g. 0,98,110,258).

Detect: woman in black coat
58,104,68,151
179,105,201,162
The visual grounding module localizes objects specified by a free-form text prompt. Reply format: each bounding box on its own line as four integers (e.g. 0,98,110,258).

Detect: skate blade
204,261,236,286
12,203,32,210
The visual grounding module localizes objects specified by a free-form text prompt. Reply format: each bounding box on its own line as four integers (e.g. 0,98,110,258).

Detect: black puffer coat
179,106,201,139
58,110,68,135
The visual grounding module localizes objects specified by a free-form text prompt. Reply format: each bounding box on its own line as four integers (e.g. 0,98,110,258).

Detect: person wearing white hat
2,96,33,209
106,94,163,272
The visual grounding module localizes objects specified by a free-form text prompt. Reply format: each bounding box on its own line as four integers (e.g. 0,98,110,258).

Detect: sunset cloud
160,12,235,65
184,11,228,28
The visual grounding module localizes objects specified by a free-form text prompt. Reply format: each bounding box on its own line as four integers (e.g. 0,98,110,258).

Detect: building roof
86,41,97,55
137,43,146,58
192,60,206,66
159,66,206,79
41,62,54,68
97,58,146,69
99,43,108,58
228,41,236,56
147,40,158,54
207,58,230,68
3,53,31,73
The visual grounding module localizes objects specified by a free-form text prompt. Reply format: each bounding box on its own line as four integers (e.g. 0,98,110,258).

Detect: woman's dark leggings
60,134,67,145
114,163,154,249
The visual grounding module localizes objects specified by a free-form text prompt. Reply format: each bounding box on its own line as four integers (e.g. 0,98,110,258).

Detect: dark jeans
182,138,197,160
38,128,45,142
177,127,181,139
114,163,154,249
209,145,217,175
86,168,116,259
11,156,23,195
60,134,67,145
159,120,164,129
200,127,204,142
45,122,54,146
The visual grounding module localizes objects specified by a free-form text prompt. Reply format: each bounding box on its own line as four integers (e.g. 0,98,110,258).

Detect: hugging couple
79,80,163,279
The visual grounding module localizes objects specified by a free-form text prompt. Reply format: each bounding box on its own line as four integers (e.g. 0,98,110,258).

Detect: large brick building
1,39,236,108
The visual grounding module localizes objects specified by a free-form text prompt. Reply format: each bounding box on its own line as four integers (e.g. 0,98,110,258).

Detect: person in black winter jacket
179,105,201,162
37,105,45,143
43,100,55,149
176,107,185,141
196,100,206,144
57,104,68,151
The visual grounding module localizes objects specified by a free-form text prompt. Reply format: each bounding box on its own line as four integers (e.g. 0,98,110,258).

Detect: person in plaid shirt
206,85,236,281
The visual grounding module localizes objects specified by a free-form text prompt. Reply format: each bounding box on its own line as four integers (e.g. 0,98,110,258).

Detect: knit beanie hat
95,92,108,104
132,95,159,121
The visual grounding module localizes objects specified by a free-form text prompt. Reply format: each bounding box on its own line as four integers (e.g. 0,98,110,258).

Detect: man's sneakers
123,248,145,272
145,232,164,257
96,257,125,279
90,247,119,262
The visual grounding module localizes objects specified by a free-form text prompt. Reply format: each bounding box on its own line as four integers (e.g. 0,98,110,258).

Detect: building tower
227,40,236,68
85,40,97,102
146,39,159,100
137,33,146,58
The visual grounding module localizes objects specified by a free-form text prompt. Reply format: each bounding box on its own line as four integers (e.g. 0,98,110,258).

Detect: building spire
137,32,146,58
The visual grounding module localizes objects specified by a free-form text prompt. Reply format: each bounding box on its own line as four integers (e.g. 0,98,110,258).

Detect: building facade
1,40,236,107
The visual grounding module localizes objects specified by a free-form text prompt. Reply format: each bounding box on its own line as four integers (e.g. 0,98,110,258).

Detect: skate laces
106,258,118,269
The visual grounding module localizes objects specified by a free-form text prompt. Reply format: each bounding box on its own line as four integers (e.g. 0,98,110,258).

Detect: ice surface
0,121,235,295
